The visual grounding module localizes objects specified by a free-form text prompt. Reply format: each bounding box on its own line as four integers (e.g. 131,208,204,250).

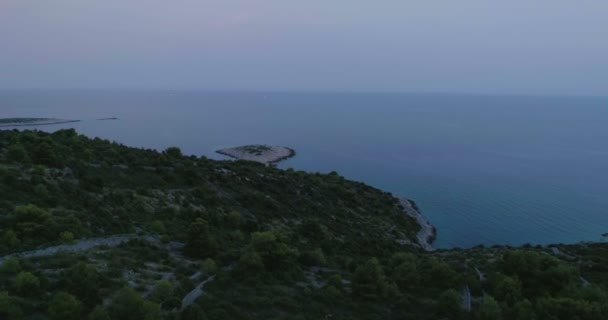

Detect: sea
2,90,607,248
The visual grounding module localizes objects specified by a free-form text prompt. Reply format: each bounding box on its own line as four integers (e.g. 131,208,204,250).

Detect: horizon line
0,87,607,99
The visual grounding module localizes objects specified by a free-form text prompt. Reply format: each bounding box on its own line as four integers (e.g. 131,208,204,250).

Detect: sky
1,1,607,95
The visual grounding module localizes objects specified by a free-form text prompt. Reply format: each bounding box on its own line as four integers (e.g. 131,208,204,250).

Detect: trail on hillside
0,234,143,264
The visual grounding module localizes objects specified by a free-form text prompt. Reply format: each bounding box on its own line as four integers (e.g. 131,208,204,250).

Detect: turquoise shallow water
2,90,608,248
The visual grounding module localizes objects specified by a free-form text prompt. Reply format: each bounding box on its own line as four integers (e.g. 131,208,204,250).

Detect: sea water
2,90,607,248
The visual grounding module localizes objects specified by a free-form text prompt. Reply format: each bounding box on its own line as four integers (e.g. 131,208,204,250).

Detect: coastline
398,197,437,251
216,145,296,164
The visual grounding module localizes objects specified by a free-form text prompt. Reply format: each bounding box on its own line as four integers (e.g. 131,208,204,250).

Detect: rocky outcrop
398,197,437,251
216,145,295,164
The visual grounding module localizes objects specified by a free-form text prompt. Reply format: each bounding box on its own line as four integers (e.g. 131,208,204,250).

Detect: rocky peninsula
216,145,296,164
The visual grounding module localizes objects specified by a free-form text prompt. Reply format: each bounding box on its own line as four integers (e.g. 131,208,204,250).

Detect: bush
14,271,39,295
149,280,174,304
47,292,82,320
477,296,502,320
165,147,183,158
438,289,463,319
202,258,218,274
108,287,162,320
352,258,387,300
88,306,110,320
0,257,21,275
6,143,29,163
60,231,75,243
0,291,23,320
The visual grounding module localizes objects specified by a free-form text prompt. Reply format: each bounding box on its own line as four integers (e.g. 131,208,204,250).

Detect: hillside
0,129,607,320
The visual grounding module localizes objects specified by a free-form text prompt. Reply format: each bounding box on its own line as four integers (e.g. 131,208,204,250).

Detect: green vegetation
0,129,607,319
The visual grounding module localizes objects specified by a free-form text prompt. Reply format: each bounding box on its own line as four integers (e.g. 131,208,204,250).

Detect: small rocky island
216,145,295,164
0,117,80,127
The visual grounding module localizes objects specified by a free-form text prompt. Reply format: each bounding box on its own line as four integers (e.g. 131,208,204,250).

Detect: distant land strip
0,117,81,127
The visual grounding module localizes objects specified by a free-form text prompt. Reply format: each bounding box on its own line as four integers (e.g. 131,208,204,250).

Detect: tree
108,287,162,320
150,220,166,234
185,218,217,257
63,262,101,306
88,306,110,320
0,291,22,320
237,250,264,276
226,210,242,228
510,299,536,320
501,250,577,296
352,258,387,300
34,183,49,199
300,248,326,266
60,231,75,243
249,231,299,274
11,204,55,242
2,230,19,248
391,253,418,291
141,301,162,320
535,297,600,320
149,280,174,304
165,147,183,158
6,143,28,163
423,257,459,289
14,271,39,295
323,284,343,300
477,296,502,320
298,219,326,244
390,252,417,269
47,292,82,320
182,304,208,320
108,287,145,320
202,258,218,274
438,289,464,319
326,274,344,292
32,141,61,167
493,275,522,306
0,257,21,275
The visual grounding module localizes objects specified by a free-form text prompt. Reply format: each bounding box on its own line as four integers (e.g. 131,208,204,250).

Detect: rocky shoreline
216,145,296,164
398,197,437,251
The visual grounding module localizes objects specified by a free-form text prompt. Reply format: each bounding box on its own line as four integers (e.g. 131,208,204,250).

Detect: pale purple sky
1,1,607,95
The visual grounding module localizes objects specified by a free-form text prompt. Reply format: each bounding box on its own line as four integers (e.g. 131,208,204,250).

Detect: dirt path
181,275,216,310
475,267,486,282
461,285,472,312
0,234,143,265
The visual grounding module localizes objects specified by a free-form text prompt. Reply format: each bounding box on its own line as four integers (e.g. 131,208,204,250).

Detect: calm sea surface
2,90,608,248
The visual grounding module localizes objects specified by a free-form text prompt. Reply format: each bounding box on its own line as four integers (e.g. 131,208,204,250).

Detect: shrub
47,292,82,320
14,271,40,295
